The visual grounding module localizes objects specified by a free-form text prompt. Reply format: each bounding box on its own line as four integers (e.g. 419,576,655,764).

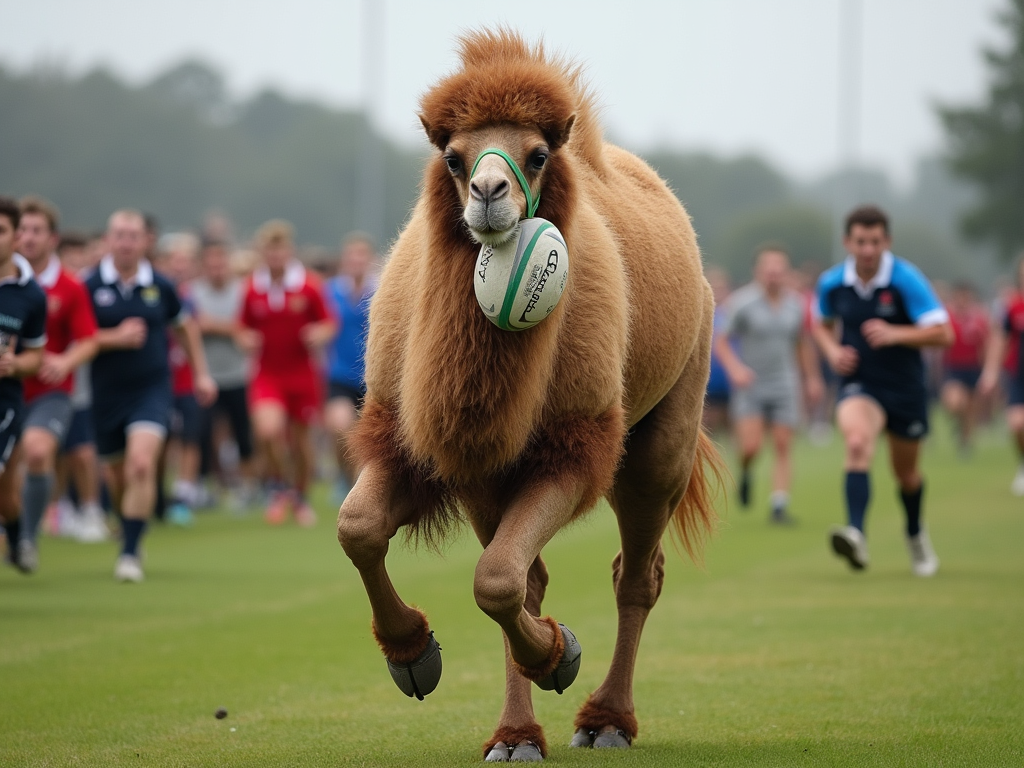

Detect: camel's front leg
337,461,441,699
471,481,585,716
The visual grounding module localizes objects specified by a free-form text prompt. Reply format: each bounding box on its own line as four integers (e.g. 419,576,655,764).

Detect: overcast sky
0,0,1005,184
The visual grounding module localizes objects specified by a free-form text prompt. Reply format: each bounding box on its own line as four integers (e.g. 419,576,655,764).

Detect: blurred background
1,0,1019,287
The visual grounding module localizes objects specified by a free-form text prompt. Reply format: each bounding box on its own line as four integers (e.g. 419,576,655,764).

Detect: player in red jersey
939,282,989,457
238,221,336,526
14,197,99,571
980,258,1024,494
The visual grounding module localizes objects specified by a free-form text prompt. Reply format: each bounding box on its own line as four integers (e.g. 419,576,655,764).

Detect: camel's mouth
464,199,522,246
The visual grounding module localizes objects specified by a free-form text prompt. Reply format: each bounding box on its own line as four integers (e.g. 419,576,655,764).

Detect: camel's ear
419,114,450,150
544,113,576,151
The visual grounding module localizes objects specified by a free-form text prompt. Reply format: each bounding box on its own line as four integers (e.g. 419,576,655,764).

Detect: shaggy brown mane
419,29,605,170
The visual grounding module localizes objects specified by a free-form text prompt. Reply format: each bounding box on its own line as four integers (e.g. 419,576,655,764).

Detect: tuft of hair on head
341,230,377,253
58,231,87,254
0,196,21,230
108,208,146,232
844,204,890,236
19,195,60,233
753,241,790,263
255,219,295,249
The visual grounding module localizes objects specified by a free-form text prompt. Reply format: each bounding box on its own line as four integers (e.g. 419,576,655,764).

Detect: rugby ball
474,218,569,331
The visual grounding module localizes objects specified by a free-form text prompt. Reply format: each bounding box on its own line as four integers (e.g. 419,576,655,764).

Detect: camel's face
443,126,551,246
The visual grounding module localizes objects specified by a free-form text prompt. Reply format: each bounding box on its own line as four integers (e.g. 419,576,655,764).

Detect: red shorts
249,371,322,425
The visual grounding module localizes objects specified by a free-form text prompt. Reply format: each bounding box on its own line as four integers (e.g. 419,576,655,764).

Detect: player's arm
797,334,825,406
860,319,954,350
713,332,754,388
0,346,44,379
195,313,237,338
95,319,147,350
37,336,99,386
172,316,217,407
299,286,338,350
810,317,853,376
978,319,1008,397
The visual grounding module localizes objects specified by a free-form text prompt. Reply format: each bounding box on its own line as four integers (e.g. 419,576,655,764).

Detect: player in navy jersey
85,210,216,582
811,206,953,577
0,197,48,573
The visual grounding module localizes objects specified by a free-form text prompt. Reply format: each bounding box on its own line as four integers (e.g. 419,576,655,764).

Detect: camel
337,29,721,762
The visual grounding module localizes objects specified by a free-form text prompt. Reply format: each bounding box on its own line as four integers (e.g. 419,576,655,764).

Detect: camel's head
424,122,574,246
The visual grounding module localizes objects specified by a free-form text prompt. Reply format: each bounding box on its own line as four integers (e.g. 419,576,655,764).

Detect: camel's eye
529,151,548,171
445,153,463,175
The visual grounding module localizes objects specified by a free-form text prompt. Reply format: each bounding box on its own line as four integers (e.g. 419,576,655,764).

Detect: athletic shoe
1011,465,1024,497
906,529,939,577
75,506,109,543
738,470,751,509
17,540,39,573
166,503,194,527
114,554,144,583
769,507,797,526
829,525,869,571
264,492,291,525
293,500,317,528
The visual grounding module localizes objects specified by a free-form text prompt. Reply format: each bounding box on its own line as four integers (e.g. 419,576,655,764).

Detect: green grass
2,427,1023,767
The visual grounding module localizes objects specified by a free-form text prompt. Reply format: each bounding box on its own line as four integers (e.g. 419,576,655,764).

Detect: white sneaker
75,506,109,543
906,530,939,577
114,554,144,583
55,499,81,538
17,540,38,573
1011,466,1024,497
829,525,869,571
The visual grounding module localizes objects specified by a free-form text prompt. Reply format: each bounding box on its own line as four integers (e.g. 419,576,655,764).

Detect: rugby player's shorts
0,401,24,472
942,367,982,389
92,380,173,459
23,391,74,443
730,384,801,428
63,407,95,451
837,379,929,441
1008,377,1024,407
250,371,321,425
171,393,202,445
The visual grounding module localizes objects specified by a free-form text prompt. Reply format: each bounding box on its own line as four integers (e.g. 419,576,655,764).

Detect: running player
323,233,377,502
0,196,47,573
812,205,953,577
939,281,989,457
13,197,99,571
715,246,823,524
86,210,216,582
238,220,336,526
979,256,1024,494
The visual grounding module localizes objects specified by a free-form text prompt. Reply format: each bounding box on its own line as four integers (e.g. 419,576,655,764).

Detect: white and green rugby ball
474,218,569,331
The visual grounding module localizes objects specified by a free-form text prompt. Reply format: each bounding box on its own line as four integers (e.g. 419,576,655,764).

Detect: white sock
770,490,789,510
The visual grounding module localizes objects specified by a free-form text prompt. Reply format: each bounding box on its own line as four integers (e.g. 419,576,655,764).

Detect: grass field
2,428,1023,767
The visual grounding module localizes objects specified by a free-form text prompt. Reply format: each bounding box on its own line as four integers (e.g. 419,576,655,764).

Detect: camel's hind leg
572,313,717,748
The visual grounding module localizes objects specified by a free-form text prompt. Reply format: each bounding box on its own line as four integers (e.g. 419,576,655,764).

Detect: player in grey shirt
190,240,255,502
714,247,823,523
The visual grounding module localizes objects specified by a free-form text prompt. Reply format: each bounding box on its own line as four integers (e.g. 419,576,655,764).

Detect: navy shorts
838,379,929,441
327,380,366,408
0,401,24,472
92,381,172,459
943,367,981,389
1008,377,1024,407
63,407,95,451
171,393,202,445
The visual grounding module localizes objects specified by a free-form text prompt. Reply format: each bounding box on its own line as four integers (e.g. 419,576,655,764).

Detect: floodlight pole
358,0,386,244
834,0,863,262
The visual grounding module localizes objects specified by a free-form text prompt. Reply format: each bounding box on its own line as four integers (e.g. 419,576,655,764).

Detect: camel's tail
670,429,725,563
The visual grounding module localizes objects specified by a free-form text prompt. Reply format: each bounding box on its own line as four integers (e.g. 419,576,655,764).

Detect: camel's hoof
534,624,581,694
569,728,595,748
485,742,510,762
510,742,543,762
386,631,442,700
593,729,632,749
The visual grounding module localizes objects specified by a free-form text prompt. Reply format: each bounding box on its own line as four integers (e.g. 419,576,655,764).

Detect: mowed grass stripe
1,429,1022,766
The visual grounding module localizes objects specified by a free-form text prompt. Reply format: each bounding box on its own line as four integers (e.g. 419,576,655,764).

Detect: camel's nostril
470,181,485,201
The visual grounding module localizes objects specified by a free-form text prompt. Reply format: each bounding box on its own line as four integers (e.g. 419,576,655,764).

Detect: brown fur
371,608,431,665
573,698,639,741
483,724,548,758
342,28,722,755
510,616,564,681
